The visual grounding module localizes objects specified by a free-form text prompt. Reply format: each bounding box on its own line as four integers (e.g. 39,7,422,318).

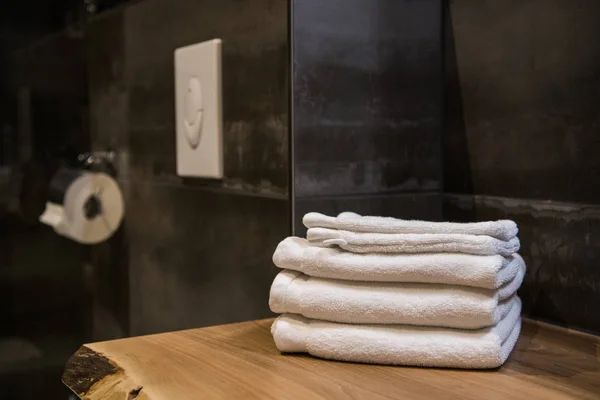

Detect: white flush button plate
175,39,223,178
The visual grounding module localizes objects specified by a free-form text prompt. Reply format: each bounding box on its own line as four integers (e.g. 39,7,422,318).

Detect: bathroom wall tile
8,33,86,97
126,182,289,335
293,0,442,197
125,57,174,131
444,194,600,334
82,0,291,339
445,0,600,202
0,225,89,321
0,25,91,360
128,127,179,183
85,11,129,175
84,12,131,340
124,0,287,80
127,126,288,198
294,128,440,197
294,193,442,237
124,0,289,193
6,31,89,161
0,25,91,400
0,224,90,383
88,225,130,341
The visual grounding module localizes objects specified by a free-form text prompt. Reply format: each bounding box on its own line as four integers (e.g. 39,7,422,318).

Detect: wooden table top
63,318,600,400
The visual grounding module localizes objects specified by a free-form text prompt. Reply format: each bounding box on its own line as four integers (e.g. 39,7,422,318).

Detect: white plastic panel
175,39,223,178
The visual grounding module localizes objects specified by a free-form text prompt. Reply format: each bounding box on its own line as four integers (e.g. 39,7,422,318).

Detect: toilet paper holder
77,150,116,169
40,166,124,244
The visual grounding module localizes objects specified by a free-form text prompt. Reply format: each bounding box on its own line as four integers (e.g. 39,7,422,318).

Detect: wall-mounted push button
183,77,203,149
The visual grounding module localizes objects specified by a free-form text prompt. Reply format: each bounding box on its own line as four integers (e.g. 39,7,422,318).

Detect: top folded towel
307,228,520,256
304,212,518,241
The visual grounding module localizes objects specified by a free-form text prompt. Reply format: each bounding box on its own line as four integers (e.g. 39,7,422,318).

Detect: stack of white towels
269,212,525,369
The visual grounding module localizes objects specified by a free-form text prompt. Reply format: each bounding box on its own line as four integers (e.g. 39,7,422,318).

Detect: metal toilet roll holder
77,150,116,169
76,151,118,220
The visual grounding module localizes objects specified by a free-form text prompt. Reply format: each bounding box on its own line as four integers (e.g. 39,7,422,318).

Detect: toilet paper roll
40,169,124,244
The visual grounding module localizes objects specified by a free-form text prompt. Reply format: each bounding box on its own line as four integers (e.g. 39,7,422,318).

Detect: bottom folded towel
271,296,522,369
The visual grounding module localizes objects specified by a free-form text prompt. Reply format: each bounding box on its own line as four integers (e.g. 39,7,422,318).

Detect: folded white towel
274,237,523,289
307,228,520,256
304,212,518,241
271,297,522,369
269,265,524,329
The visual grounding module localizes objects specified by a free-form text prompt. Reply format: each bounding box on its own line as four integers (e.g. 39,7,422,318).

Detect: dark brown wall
445,0,600,333
292,0,443,234
1,2,289,396
86,0,290,336
0,31,89,399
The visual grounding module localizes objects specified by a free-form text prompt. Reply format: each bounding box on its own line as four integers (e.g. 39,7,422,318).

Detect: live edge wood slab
63,318,600,400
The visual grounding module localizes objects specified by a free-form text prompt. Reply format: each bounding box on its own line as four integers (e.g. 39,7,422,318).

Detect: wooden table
63,318,600,399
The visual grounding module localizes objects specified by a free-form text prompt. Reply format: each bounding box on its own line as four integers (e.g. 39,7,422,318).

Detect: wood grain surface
63,318,600,400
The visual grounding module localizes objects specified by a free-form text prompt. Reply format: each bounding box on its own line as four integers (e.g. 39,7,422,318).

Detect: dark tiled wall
445,0,600,203
295,193,442,238
444,195,600,333
124,0,289,194
0,32,89,399
445,0,600,333
127,183,287,334
0,2,289,397
85,12,131,341
292,0,443,234
86,0,290,336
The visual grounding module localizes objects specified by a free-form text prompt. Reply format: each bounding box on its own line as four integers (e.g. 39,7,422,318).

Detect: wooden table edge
62,317,600,399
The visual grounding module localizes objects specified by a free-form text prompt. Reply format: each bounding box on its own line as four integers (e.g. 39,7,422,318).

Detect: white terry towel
273,237,524,289
304,212,518,241
307,228,520,256
271,297,522,369
269,265,524,329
